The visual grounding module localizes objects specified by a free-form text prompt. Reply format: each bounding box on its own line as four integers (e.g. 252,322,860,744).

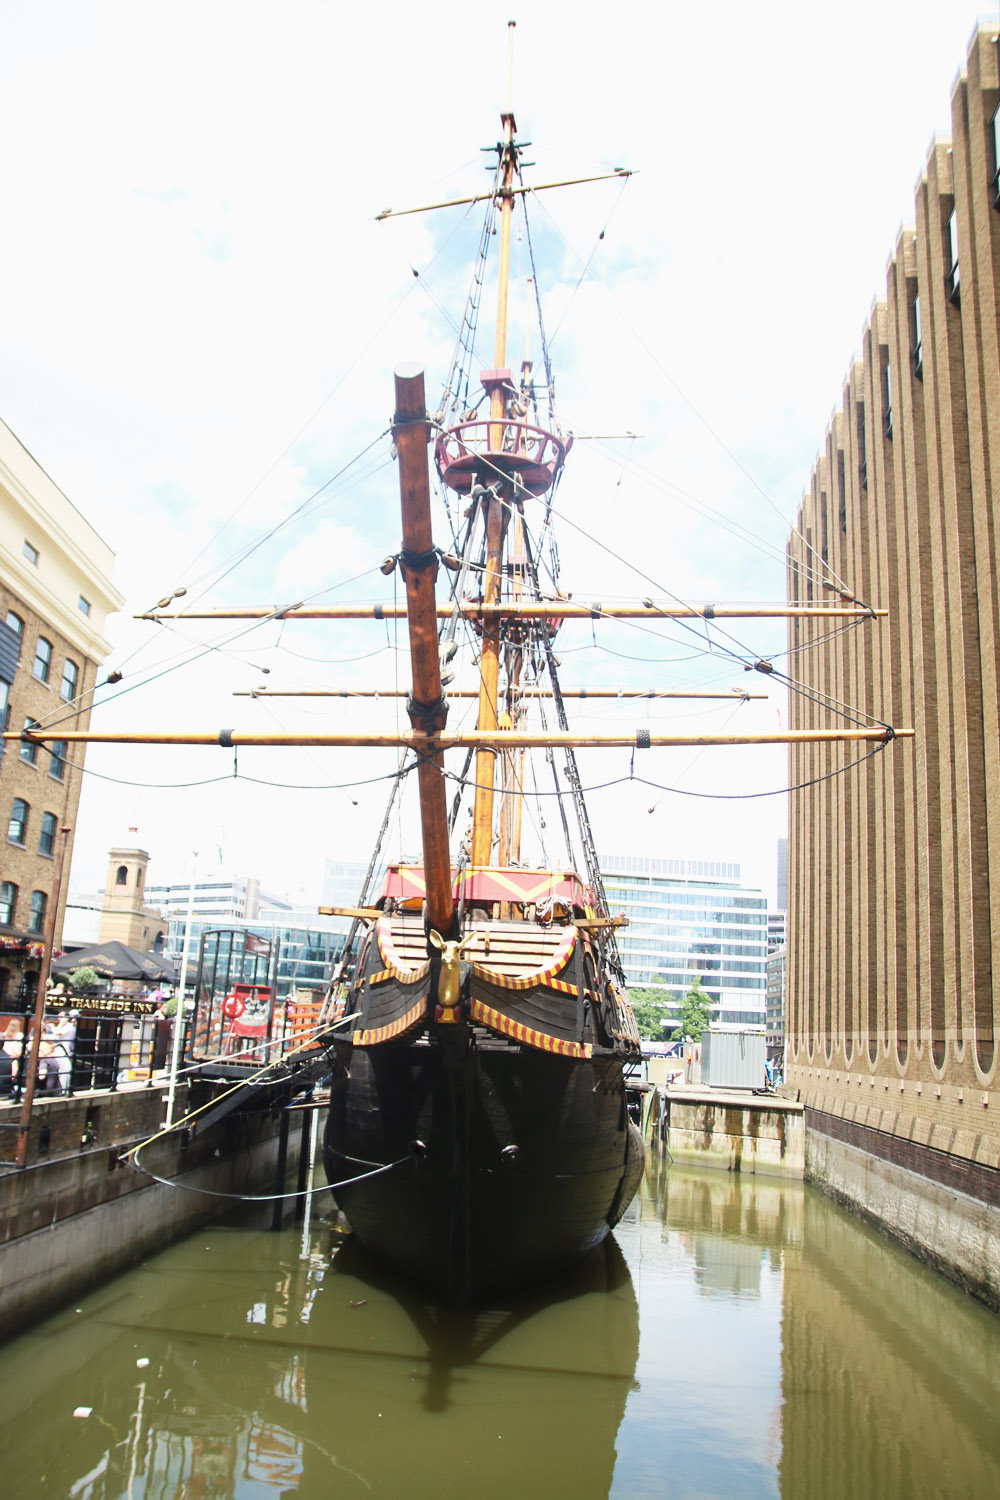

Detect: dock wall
657,1089,804,1177
805,1107,1000,1310
0,1084,308,1341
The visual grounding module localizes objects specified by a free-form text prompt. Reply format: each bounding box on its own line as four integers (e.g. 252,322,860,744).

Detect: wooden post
394,364,455,938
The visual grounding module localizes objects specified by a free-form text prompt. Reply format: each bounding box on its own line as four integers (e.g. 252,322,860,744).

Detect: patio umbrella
51,940,178,984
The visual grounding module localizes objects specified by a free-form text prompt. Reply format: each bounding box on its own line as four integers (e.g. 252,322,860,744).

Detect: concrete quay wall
805,1107,1000,1311
0,1084,307,1341
659,1088,805,1178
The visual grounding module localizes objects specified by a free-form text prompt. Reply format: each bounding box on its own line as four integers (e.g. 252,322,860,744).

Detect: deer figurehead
428,929,477,1023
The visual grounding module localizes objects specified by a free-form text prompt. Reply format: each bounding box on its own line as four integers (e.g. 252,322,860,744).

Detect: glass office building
163,911,349,1002
600,854,768,1031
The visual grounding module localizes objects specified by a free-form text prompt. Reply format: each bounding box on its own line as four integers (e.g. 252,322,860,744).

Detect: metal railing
0,1012,193,1103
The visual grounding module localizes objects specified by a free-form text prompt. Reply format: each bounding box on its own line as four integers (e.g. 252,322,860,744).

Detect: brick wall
787,27,1000,1183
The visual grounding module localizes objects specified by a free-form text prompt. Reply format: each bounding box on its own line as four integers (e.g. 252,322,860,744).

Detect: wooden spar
373,170,634,221
6,727,913,748
393,364,454,937
232,688,771,700
139,602,887,621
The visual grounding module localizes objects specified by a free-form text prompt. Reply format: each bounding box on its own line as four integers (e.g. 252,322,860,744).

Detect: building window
945,209,960,303
33,636,52,683
49,741,67,781
5,611,23,639
857,406,868,492
0,680,8,734
78,595,92,617
20,719,39,765
28,890,47,933
991,103,1000,209
881,359,893,440
8,798,28,845
38,812,57,858
909,294,923,380
116,865,128,886
22,540,39,566
837,451,847,531
60,658,79,701
0,882,16,926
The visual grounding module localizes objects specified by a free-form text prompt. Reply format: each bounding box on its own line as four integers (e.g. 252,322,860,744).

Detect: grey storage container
701,1029,766,1090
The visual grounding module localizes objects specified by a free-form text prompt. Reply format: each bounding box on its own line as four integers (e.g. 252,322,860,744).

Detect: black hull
324,1035,644,1304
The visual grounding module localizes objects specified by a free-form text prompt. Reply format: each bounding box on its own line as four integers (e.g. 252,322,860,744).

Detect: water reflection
778,1194,1000,1500
2,1163,1000,1499
0,1214,638,1499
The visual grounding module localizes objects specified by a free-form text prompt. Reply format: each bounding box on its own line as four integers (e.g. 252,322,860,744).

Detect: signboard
80,998,161,1017
228,983,273,1038
245,933,271,957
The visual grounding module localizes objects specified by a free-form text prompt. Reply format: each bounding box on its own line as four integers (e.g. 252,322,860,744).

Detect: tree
676,977,714,1042
69,966,100,992
626,986,673,1041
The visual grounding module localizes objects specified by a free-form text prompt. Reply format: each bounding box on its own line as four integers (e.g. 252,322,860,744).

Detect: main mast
471,101,516,868
436,46,571,871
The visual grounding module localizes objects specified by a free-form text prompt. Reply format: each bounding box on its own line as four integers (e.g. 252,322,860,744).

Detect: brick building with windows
786,25,1000,1304
0,418,123,1008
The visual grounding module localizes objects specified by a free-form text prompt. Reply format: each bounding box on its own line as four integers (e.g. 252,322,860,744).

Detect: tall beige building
786,24,1000,1305
0,419,124,1007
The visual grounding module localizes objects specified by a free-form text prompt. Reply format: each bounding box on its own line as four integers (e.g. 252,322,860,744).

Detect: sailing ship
316,100,650,1301
7,33,908,1303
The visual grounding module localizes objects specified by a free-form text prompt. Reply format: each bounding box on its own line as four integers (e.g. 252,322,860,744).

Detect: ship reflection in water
1,1162,1000,1498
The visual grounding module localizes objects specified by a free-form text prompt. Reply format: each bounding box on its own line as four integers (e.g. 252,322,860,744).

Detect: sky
0,0,994,913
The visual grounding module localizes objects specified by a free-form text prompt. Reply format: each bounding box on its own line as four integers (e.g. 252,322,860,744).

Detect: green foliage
161,995,179,1018
627,986,674,1041
70,966,101,992
676,976,714,1042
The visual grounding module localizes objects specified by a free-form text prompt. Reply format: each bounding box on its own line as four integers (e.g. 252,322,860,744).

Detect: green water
1,1159,999,1498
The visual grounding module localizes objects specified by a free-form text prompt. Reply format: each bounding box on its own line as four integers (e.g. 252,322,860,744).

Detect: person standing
50,1010,76,1094
2,1018,25,1097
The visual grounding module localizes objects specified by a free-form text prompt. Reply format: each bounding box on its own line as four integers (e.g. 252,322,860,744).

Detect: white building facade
600,855,768,1032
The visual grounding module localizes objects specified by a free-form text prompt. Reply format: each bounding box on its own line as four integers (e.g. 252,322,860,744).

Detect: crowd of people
0,1010,78,1098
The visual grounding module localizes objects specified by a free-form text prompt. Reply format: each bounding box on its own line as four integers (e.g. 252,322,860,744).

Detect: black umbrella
51,940,178,984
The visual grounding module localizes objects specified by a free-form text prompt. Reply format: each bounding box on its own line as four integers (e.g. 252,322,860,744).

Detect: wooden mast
393,364,454,937
471,93,519,868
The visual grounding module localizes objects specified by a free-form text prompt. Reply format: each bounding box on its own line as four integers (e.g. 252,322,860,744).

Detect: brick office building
785,24,1000,1304
0,418,123,1007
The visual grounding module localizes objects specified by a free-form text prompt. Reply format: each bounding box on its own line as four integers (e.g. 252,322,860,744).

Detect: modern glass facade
766,943,786,1056
600,854,768,1031
164,914,348,1001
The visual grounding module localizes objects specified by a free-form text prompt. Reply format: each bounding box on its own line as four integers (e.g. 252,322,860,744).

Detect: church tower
99,844,168,952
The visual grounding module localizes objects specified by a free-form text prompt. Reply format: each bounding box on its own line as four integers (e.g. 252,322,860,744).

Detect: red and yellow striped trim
354,995,428,1046
376,917,431,984
470,924,576,991
543,977,579,998
469,998,592,1058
